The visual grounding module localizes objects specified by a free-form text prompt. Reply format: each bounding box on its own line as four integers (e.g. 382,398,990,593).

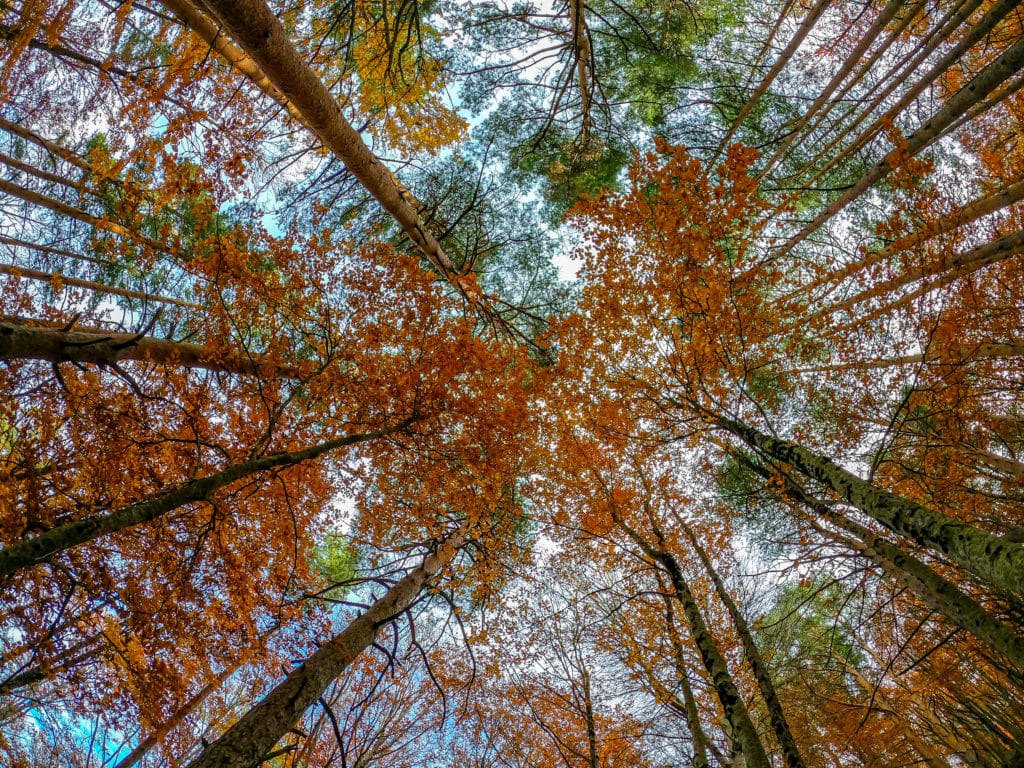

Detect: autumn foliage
1,0,1023,766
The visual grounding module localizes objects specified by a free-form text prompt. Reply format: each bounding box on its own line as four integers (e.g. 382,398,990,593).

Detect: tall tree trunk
0,317,306,375
567,0,594,142
0,419,415,578
715,0,832,158
680,521,807,768
777,31,1024,257
715,417,1024,595
115,666,236,768
581,665,600,768
179,0,461,282
185,524,469,768
836,653,952,768
731,446,1024,670
790,341,1024,374
808,229,1024,322
615,514,771,768
758,0,905,180
0,266,200,310
659,592,713,768
782,177,1024,306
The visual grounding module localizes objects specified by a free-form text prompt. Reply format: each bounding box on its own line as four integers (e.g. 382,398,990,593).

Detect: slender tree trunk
0,419,414,578
660,556,770,768
824,508,1024,671
680,521,807,768
716,0,832,158
791,341,1024,374
0,115,90,170
810,229,1024,322
793,0,994,196
0,266,200,310
837,654,952,768
778,31,1024,257
615,515,771,768
115,665,236,768
581,665,600,768
0,316,306,375
567,0,594,142
0,633,102,694
0,178,164,252
185,524,469,768
715,417,1024,595
758,0,905,180
659,592,713,768
782,177,1024,306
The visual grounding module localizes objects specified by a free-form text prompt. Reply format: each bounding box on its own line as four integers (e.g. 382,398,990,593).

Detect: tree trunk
115,666,236,768
791,341,1024,374
185,524,469,768
567,0,594,141
716,417,1024,596
716,0,832,156
680,521,807,768
0,316,307,375
0,419,414,578
783,177,1024,306
660,592,713,768
581,665,600,768
732,446,1024,670
778,30,1024,257
615,515,771,768
180,0,460,282
810,229,1024,322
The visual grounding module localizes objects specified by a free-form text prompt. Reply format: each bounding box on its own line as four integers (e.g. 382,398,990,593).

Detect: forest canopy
1,0,1023,766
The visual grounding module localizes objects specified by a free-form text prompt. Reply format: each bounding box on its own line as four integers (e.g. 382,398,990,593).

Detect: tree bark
729,443,1024,670
716,0,832,158
716,417,1024,596
810,229,1024,322
0,419,415,578
160,0,307,126
680,521,807,768
660,592,714,768
115,665,235,768
179,0,461,283
791,341,1024,374
581,665,600,768
185,524,469,768
0,316,306,375
615,515,771,768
